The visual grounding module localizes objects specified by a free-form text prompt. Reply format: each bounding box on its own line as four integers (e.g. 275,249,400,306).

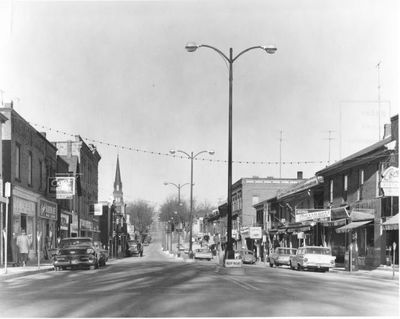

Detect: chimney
391,115,398,142
383,124,391,139
297,171,303,179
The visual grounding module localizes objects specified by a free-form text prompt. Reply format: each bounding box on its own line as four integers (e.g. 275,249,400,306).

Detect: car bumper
53,256,97,267
303,262,333,269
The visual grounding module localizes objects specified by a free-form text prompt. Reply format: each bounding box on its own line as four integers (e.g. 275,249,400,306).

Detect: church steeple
113,155,123,203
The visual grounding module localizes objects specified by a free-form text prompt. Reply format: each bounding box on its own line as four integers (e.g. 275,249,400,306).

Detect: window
343,175,348,202
358,169,364,200
15,143,21,180
329,179,334,203
39,160,43,190
28,152,32,186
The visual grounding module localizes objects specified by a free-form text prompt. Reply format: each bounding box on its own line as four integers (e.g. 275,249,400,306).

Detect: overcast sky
0,0,398,209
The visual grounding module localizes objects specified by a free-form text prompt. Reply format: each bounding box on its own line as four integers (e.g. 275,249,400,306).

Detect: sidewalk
0,262,54,280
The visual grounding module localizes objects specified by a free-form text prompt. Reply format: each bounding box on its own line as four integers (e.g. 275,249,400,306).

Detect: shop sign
80,219,93,230
13,196,36,216
39,200,57,220
249,227,262,239
381,166,399,197
49,177,75,199
94,203,103,216
225,259,242,268
295,209,331,223
60,213,69,230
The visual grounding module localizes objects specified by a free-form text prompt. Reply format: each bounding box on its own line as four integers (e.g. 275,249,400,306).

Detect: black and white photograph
0,0,399,317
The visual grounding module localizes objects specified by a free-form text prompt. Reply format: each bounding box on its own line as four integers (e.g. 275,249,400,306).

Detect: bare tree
126,200,155,234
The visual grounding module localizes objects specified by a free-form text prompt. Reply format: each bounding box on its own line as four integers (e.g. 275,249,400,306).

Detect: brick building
1,102,58,263
52,135,101,240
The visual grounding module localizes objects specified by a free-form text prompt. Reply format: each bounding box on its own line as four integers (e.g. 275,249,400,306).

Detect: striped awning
382,214,399,231
336,220,372,233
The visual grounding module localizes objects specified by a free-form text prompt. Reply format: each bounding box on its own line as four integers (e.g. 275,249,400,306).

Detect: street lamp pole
185,43,277,261
170,149,214,257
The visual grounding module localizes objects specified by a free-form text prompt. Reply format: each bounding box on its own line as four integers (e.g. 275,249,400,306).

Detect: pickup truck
289,246,336,272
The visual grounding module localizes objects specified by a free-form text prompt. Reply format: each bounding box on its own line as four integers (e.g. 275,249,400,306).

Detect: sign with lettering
249,227,262,239
49,177,75,199
381,166,399,197
39,199,57,220
225,259,242,268
295,209,331,223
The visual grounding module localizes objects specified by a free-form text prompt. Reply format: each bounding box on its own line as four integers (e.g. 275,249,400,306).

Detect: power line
28,122,330,166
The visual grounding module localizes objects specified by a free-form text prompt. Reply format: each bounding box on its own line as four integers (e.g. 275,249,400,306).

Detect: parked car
126,240,143,257
269,247,298,267
235,249,257,264
194,248,213,261
289,246,336,272
53,243,100,270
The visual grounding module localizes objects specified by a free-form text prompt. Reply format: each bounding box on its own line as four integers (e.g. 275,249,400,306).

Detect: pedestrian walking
16,229,32,267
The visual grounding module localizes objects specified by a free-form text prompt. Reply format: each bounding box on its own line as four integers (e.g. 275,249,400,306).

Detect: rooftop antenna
279,130,284,179
324,130,336,165
376,61,382,140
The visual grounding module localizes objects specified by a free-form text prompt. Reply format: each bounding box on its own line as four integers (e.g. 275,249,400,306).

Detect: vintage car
53,244,100,270
126,240,143,257
235,249,257,264
289,246,336,272
269,247,298,267
194,248,213,261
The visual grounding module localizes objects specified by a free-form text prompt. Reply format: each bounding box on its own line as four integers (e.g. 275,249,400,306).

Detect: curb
0,266,54,280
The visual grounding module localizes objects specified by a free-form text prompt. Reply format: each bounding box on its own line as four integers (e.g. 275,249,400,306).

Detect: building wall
234,177,303,227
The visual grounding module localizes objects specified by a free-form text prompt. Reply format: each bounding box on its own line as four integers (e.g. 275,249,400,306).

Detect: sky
0,0,399,209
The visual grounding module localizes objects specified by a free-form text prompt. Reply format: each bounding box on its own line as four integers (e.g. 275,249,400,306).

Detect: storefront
59,210,71,239
12,186,39,262
81,218,93,238
70,211,79,237
382,214,399,265
38,199,57,260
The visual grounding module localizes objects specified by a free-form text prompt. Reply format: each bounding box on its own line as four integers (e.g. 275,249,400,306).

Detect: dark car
235,249,257,264
53,244,100,270
126,240,143,257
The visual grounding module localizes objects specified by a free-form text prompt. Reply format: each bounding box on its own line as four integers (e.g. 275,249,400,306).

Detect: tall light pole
164,182,190,252
185,42,277,261
169,149,214,257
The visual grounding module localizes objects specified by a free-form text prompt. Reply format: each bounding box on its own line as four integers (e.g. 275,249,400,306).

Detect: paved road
0,238,398,317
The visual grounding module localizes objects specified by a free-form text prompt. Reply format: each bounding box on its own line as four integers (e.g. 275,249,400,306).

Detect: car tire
269,262,273,267
290,262,294,270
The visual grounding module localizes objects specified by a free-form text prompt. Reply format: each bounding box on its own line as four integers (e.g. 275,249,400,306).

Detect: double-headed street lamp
169,149,215,257
185,42,277,261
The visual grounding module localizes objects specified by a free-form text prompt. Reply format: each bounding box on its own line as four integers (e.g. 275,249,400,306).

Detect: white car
194,248,213,261
289,246,336,272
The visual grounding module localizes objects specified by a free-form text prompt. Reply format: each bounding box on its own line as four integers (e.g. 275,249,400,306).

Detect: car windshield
128,241,138,247
277,248,297,255
305,248,331,255
60,247,91,255
60,238,92,248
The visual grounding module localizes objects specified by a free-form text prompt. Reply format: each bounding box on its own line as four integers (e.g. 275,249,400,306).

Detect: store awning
382,214,399,231
321,218,347,227
350,209,375,221
336,220,372,233
331,206,350,219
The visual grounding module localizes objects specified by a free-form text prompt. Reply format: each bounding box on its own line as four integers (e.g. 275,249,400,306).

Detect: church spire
113,155,123,203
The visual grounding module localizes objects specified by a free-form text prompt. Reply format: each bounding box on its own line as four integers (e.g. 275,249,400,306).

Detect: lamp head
163,182,168,186
262,45,277,54
169,150,176,155
208,150,215,155
185,42,199,52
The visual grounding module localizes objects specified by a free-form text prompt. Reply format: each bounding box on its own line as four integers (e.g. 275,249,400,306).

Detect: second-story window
358,169,365,201
343,174,348,202
28,152,32,186
329,179,334,203
15,143,21,180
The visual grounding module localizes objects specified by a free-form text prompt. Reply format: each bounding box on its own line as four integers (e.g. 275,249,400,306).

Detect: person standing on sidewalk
16,229,31,267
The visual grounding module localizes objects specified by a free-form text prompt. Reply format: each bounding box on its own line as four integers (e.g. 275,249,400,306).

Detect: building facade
53,136,101,240
1,103,58,263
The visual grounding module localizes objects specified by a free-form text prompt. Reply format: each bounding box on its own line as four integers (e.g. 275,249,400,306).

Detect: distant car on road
194,248,213,261
289,246,336,272
269,247,297,267
235,250,257,264
126,240,143,257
